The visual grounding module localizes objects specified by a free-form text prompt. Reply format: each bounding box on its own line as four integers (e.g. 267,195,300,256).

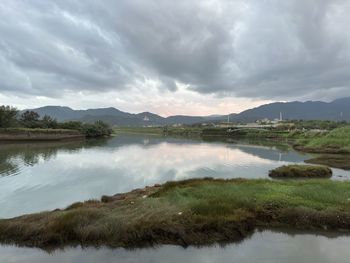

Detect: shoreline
0,129,85,141
0,129,114,142
1,178,350,250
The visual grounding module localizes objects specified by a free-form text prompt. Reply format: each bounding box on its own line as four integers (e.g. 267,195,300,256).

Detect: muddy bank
305,155,350,171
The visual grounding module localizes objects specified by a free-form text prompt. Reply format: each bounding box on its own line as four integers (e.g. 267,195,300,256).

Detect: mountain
26,106,221,126
26,106,78,121
231,97,350,122
26,97,350,126
164,115,205,125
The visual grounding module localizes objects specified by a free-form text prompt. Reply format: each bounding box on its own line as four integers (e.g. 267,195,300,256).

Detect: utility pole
227,114,230,127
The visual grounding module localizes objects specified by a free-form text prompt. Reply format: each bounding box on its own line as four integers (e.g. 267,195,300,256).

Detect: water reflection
1,230,349,263
0,134,349,218
0,139,109,177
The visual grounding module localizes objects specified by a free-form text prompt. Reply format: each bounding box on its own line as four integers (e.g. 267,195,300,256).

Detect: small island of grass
0,178,349,250
269,165,332,178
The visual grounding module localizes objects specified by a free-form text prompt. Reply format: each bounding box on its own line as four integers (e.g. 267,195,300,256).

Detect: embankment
0,128,84,141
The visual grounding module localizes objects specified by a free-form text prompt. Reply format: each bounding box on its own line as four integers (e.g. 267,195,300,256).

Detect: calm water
0,230,350,263
0,134,349,218
1,134,350,262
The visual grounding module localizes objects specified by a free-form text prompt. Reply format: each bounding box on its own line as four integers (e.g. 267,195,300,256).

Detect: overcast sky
0,0,349,116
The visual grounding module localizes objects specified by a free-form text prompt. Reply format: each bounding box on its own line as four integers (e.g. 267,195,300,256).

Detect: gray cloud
0,0,350,101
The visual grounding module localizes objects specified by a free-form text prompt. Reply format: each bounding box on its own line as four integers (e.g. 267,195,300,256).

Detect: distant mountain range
228,97,350,123
26,106,219,126
26,97,350,126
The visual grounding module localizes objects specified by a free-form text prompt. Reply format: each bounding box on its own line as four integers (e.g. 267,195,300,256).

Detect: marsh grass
299,126,350,153
305,155,350,170
1,178,350,249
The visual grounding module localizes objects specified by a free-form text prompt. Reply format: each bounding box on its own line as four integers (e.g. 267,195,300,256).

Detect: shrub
82,121,112,138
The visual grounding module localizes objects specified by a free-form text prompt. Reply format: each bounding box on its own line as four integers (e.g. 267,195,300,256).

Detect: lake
1,134,350,262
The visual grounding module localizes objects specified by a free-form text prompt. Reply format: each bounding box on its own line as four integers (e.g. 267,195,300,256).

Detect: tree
20,111,40,128
41,115,58,129
0,105,18,128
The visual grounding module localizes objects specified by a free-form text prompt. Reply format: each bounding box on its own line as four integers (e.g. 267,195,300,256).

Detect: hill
26,106,221,126
26,97,350,126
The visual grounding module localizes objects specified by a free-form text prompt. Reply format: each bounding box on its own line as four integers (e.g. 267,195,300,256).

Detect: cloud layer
0,0,349,112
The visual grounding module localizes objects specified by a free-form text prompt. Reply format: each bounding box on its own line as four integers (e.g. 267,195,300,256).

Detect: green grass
1,178,350,249
268,165,332,178
298,126,350,153
155,179,350,212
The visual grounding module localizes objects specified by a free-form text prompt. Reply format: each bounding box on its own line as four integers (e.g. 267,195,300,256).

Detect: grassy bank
0,128,80,134
202,128,293,140
1,178,350,249
305,155,350,170
0,128,84,141
114,126,202,137
114,127,164,135
295,126,350,154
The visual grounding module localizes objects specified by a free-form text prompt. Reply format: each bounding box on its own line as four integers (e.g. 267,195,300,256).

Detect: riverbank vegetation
295,126,350,154
268,165,332,178
280,120,348,131
305,155,350,171
0,128,85,141
114,125,350,168
0,105,112,139
114,126,202,137
113,127,164,135
0,178,349,249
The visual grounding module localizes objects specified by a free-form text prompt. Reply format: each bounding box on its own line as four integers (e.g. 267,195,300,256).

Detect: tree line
0,105,112,137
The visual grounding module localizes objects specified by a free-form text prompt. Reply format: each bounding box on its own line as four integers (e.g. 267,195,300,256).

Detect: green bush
59,120,112,137
82,121,112,138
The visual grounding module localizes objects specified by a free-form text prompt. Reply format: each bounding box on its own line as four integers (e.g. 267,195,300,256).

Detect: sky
0,0,350,116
